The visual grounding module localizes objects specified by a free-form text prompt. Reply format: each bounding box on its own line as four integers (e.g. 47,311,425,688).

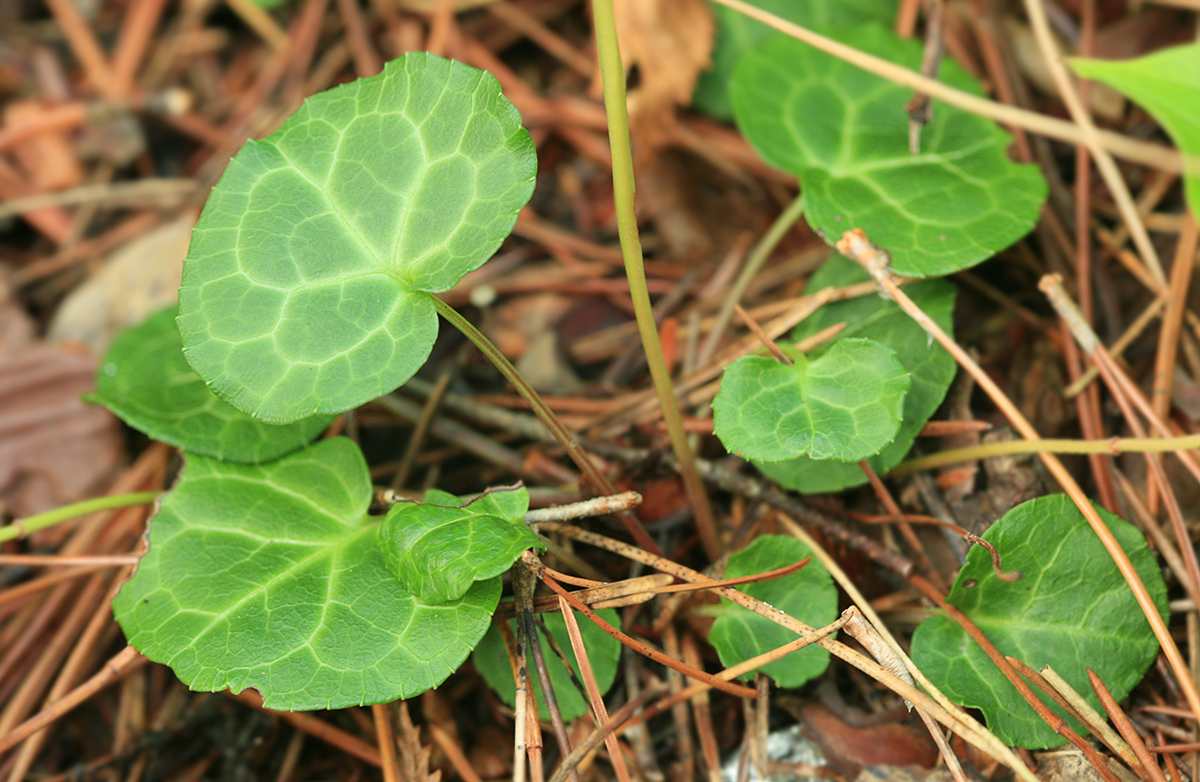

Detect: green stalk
428,294,661,555
0,491,160,544
590,0,720,559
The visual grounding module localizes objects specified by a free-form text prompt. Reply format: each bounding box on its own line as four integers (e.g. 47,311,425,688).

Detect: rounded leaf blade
112,438,500,710
708,536,837,687
89,306,334,463
731,26,1046,277
910,495,1168,748
180,53,536,423
713,338,910,463
757,255,956,493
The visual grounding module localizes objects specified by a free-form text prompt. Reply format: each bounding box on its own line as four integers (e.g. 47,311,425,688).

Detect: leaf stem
0,491,160,543
590,0,720,559
699,193,805,364
427,293,660,555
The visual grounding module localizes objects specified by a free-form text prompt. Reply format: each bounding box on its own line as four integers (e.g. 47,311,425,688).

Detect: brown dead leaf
4,101,84,191
0,343,123,519
397,701,441,782
607,0,714,158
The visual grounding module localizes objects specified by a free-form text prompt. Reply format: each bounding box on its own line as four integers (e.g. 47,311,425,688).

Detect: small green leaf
731,26,1046,277
910,495,1168,749
472,609,622,721
179,53,536,423
693,0,895,120
708,536,836,687
379,486,541,604
88,306,333,463
1069,44,1200,216
757,256,956,493
713,338,910,463
112,438,499,710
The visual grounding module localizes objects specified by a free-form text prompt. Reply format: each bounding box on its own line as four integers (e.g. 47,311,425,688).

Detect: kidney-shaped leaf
472,609,622,721
731,26,1046,277
112,437,500,711
713,338,910,463
910,494,1168,749
1069,44,1200,217
89,306,334,463
179,52,536,423
379,485,541,604
709,535,836,687
758,256,956,493
692,0,895,120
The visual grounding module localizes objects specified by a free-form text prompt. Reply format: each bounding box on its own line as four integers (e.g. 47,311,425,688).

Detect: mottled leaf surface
472,609,621,721
113,438,499,710
179,53,536,423
708,536,836,687
758,256,956,493
89,307,332,463
693,0,894,120
731,26,1046,276
713,338,910,462
910,495,1168,748
1070,44,1200,216
379,485,541,604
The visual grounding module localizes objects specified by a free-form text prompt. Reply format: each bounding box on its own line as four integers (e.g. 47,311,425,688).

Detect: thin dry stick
1022,0,1164,284
1090,670,1170,782
372,703,400,782
556,596,632,782
1041,665,1142,772
837,228,1200,724
707,0,1183,173
541,522,1039,782
1148,217,1199,512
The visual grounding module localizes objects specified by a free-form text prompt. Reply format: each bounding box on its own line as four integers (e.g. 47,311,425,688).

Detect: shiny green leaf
910,495,1168,748
180,53,536,423
113,438,499,710
731,26,1046,276
89,306,333,463
713,338,910,462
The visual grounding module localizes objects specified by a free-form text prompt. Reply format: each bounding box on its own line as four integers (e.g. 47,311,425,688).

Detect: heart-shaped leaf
112,437,500,710
693,0,895,120
757,256,956,493
910,495,1168,749
731,26,1046,277
1069,44,1200,217
708,535,836,687
472,609,622,721
713,338,910,463
88,306,334,463
179,52,536,423
379,485,541,604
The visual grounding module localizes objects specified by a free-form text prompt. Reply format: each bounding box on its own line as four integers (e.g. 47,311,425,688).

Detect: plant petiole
0,491,160,544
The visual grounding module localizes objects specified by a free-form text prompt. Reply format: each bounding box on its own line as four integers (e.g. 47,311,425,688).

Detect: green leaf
1069,44,1200,217
379,485,541,604
713,338,910,463
472,609,622,721
757,255,956,493
179,53,536,423
88,306,334,463
708,535,836,687
731,26,1046,277
112,438,500,710
910,495,1168,749
693,0,895,120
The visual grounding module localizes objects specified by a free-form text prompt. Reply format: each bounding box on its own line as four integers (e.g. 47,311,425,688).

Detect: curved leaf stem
590,0,720,559
0,491,160,544
699,193,805,364
427,293,660,555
